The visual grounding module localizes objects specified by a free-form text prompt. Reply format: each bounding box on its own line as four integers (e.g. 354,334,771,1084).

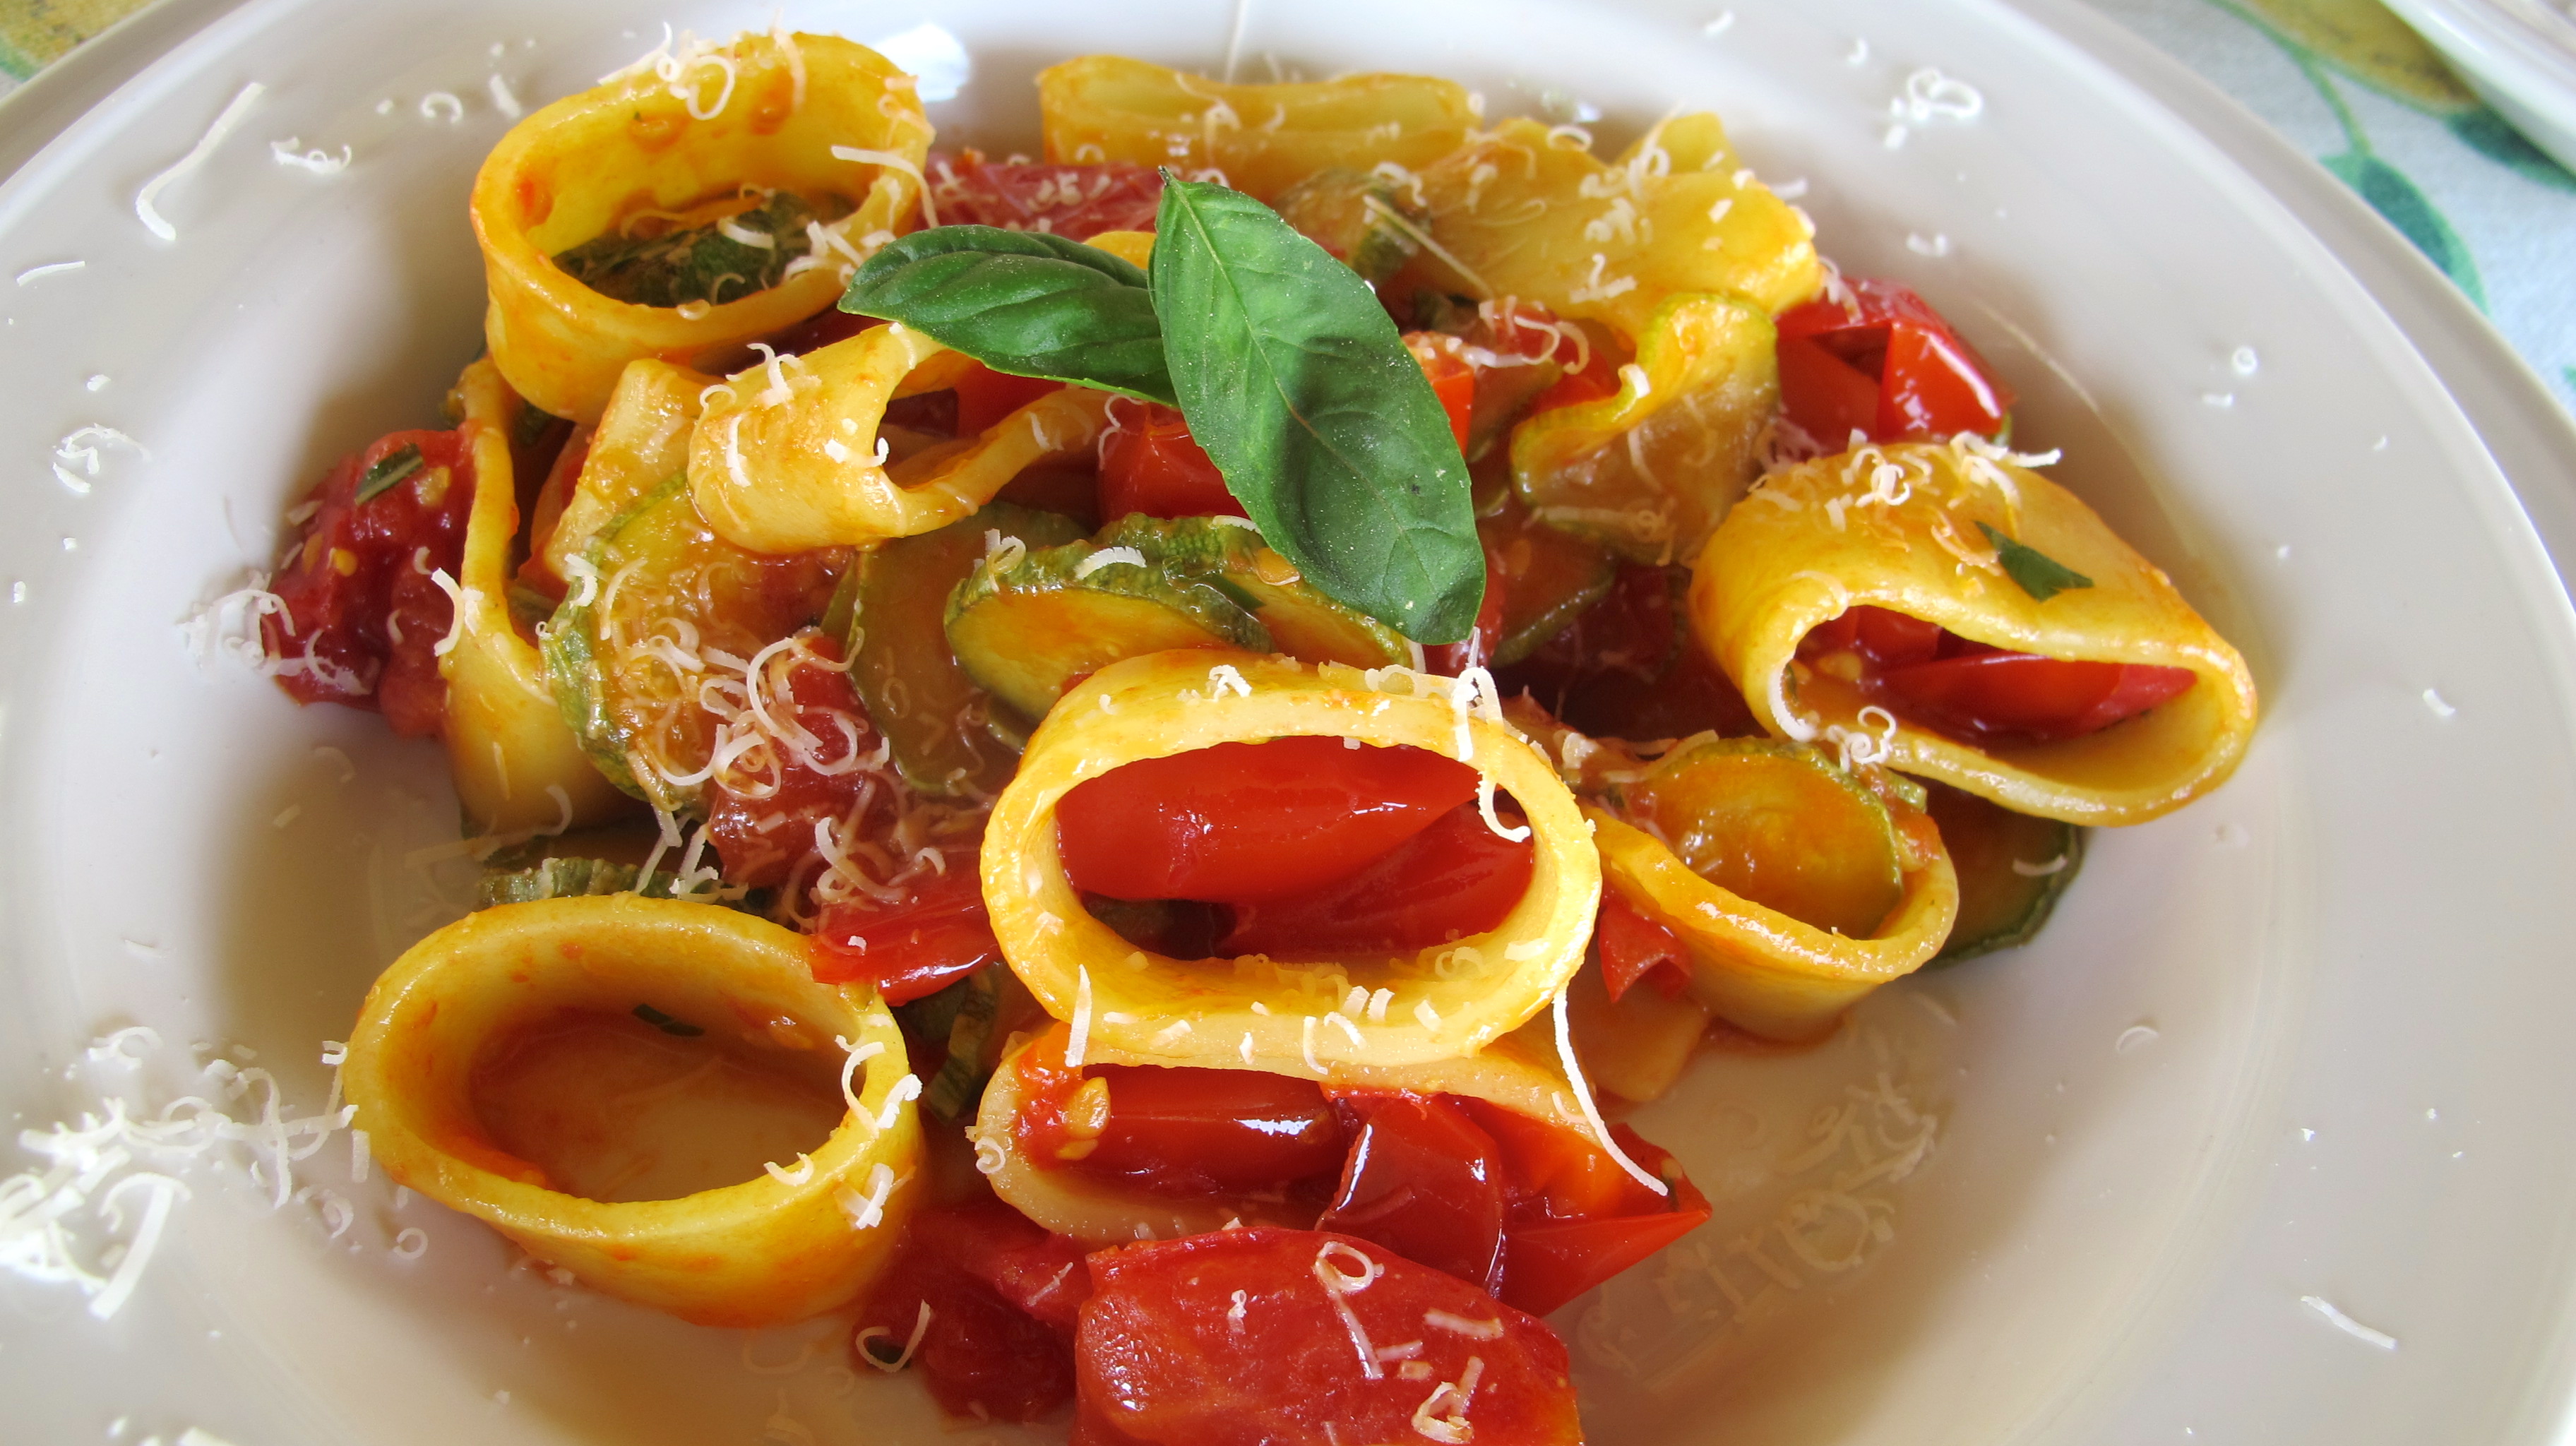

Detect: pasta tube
1508,292,1777,563
539,359,712,581
470,31,931,423
444,359,633,832
974,1020,1594,1248
979,649,1599,1070
344,895,923,1327
1037,56,1477,201
1400,114,1820,340
1580,737,1958,1041
688,325,1114,552
1693,440,2259,825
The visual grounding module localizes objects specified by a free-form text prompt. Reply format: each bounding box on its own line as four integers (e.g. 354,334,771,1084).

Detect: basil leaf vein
1977,522,2094,602
1150,177,1482,644
355,443,424,505
840,225,1175,405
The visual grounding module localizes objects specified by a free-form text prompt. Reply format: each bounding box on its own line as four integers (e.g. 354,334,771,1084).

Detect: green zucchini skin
943,530,1274,722
847,504,1087,797
542,475,690,804
1924,782,2086,964
1095,515,1410,669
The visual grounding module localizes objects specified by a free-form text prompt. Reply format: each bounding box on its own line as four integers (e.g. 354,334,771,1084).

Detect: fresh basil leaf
1978,522,2094,602
1150,177,1482,644
631,1003,705,1037
354,443,424,505
840,225,1175,405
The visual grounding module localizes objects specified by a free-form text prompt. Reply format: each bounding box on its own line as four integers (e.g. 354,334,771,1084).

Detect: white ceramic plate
8,1,2576,1442
2383,0,2576,175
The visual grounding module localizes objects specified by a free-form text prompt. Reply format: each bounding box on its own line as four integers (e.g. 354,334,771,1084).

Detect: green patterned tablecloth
4,0,2570,410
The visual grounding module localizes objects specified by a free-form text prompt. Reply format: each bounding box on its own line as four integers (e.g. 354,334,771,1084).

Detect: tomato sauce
929,151,1165,239
263,428,475,737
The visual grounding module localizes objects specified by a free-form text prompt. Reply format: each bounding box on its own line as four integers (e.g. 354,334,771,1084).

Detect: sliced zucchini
543,474,843,808
1272,167,1425,285
1614,736,1906,940
848,504,1087,797
1094,514,1409,668
1924,782,2085,963
943,534,1271,721
1480,494,1616,666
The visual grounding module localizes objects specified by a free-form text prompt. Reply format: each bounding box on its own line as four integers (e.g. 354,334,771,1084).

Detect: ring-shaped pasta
471,31,931,424
1693,438,2258,825
344,895,924,1327
688,324,1116,552
980,648,1599,1072
1581,767,1958,1041
444,359,636,833
974,1020,1590,1248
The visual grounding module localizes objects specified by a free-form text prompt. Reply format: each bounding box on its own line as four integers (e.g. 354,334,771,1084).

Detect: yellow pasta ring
981,648,1599,1072
1692,439,2259,825
974,1018,1591,1248
343,895,924,1327
443,359,635,833
1583,775,1957,1041
539,358,715,581
688,324,1116,551
470,31,932,424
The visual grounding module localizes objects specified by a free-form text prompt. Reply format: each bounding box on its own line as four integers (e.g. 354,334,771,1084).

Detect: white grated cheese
487,73,523,118
14,259,85,285
1066,966,1095,1068
391,1227,429,1259
1301,1016,1324,1074
1073,546,1147,580
857,1300,934,1370
1410,1356,1485,1442
136,83,265,241
1414,999,1442,1031
1474,776,1530,843
417,92,464,124
1424,1308,1505,1339
1325,1012,1365,1049
837,1161,900,1230
269,138,352,175
1313,1241,1388,1380
832,147,938,226
1367,988,1393,1022
1551,988,1669,1196
2301,1295,2398,1351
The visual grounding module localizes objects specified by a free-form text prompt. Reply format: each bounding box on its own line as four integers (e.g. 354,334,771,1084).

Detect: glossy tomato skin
1218,804,1534,957
263,428,475,737
1056,736,1482,904
954,362,1067,437
810,862,1003,1005
857,1202,1083,1422
1403,332,1478,451
701,629,884,890
1775,278,2014,443
1595,890,1690,1003
1316,1094,1508,1293
1485,1123,1711,1317
1075,1228,1583,1446
931,152,1165,239
1801,604,2198,743
1097,400,1246,521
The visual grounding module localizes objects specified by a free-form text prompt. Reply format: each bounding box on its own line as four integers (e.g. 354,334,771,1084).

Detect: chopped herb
354,444,424,504
554,191,830,309
1979,522,2093,602
632,1003,705,1037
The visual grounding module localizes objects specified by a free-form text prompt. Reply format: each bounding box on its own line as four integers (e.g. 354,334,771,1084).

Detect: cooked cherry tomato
1524,359,1621,416
1099,399,1245,521
1404,333,1477,451
1219,804,1534,957
953,361,1066,437
1595,890,1690,1003
930,151,1164,239
1316,1094,1508,1293
1801,605,2197,743
1775,278,2014,443
702,630,888,890
1076,1228,1584,1446
857,1202,1081,1421
810,861,1002,1004
263,428,475,738
1878,651,2198,743
1477,1121,1711,1317
1056,736,1481,903
1073,1065,1347,1197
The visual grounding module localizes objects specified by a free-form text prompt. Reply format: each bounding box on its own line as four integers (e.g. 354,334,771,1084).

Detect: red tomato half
1877,652,2198,743
857,1202,1082,1422
1076,1229,1584,1446
1056,736,1481,903
1775,278,2014,443
954,361,1067,436
1218,805,1534,957
931,152,1165,239
1595,890,1689,1004
1098,400,1244,521
1316,1094,1508,1294
1075,1065,1347,1197
810,862,1002,1004
263,428,475,737
1801,605,2197,743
